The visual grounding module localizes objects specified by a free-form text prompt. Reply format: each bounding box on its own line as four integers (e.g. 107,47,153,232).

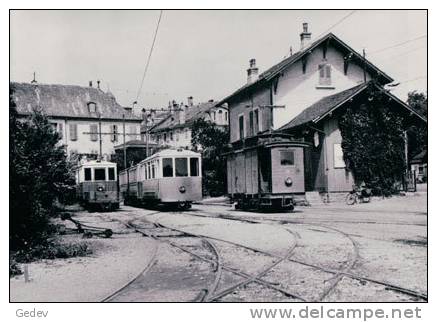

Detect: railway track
153,208,427,301
126,218,306,302
98,207,427,302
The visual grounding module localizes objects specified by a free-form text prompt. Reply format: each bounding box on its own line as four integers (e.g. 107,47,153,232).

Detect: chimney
187,96,194,107
300,22,312,50
247,59,259,84
289,46,293,56
89,81,93,87
97,80,101,89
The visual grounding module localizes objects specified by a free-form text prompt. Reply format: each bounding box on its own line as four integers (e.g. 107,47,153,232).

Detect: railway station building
220,23,427,205
10,81,142,162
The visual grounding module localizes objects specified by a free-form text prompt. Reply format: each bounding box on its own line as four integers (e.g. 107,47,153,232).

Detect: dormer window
318,63,332,86
88,102,97,113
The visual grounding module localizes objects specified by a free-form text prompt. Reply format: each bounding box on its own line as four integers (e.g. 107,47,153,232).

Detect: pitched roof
278,83,368,130
218,33,394,105
10,82,141,121
149,101,219,133
278,82,427,132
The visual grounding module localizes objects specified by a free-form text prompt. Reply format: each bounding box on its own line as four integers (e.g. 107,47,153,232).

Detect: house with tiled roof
10,81,142,160
220,23,426,202
147,98,228,149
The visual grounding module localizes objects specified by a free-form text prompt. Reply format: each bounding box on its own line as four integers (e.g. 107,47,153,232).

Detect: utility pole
123,114,127,169
98,113,103,159
363,48,367,83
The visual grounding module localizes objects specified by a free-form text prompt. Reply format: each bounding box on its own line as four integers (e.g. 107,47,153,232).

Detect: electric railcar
119,149,202,209
226,133,310,211
75,159,120,211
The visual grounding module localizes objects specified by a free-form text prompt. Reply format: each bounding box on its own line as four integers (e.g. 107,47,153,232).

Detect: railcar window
190,158,199,176
108,168,115,180
94,168,106,181
84,168,92,181
163,158,173,177
175,158,188,177
280,151,295,166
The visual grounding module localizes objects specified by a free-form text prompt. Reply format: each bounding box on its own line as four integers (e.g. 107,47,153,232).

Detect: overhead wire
134,10,163,103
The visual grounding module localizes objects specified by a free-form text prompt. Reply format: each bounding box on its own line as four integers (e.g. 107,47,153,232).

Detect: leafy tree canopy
191,118,229,196
10,101,75,250
338,87,406,192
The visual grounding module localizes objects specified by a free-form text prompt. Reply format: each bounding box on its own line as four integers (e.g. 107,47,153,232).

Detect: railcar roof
78,160,117,167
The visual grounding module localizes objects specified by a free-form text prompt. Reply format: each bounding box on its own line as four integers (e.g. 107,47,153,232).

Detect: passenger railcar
119,148,202,209
226,133,310,211
75,159,120,211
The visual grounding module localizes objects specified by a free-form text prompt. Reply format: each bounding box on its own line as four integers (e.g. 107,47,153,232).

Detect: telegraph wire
367,35,427,55
135,10,163,103
313,10,357,39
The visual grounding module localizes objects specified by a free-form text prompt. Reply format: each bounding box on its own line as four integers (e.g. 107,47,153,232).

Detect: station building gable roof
218,33,394,105
278,82,427,132
10,82,141,122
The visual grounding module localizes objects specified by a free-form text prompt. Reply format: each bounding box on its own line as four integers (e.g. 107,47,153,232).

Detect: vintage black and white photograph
9,9,427,304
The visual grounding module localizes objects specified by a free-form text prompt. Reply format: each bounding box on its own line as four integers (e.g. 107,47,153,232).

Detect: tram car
119,148,202,209
226,133,310,211
74,159,120,211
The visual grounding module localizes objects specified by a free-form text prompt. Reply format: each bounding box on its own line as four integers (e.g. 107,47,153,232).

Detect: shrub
13,241,92,263
9,257,22,277
10,91,76,250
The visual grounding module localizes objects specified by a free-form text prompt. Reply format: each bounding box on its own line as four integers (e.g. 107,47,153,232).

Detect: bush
9,257,22,277
13,241,92,263
10,93,76,250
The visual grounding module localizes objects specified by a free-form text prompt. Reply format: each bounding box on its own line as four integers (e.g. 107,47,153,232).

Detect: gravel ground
11,191,426,302
10,211,158,302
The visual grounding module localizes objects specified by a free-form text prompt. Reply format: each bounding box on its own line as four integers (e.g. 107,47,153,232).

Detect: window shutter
58,123,63,139
70,124,77,141
90,124,98,141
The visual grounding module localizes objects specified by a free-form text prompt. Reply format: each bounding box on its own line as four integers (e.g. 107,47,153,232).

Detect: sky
10,10,427,110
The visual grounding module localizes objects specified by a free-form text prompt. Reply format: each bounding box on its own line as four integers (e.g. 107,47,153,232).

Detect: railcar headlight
285,177,293,187
179,186,186,193
97,185,105,192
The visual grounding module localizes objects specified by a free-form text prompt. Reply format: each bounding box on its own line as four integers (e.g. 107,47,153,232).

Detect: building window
238,114,245,140
280,150,295,166
69,124,78,141
319,63,332,86
218,110,223,123
333,143,346,168
185,129,189,139
88,102,97,113
163,158,173,177
84,168,92,181
170,131,173,141
94,168,106,181
90,124,98,141
225,111,228,122
175,158,188,177
164,133,167,142
190,158,199,177
111,125,118,142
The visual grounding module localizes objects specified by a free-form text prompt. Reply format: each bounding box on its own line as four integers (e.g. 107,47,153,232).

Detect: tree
407,91,427,160
10,99,75,250
338,87,406,192
191,118,229,196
